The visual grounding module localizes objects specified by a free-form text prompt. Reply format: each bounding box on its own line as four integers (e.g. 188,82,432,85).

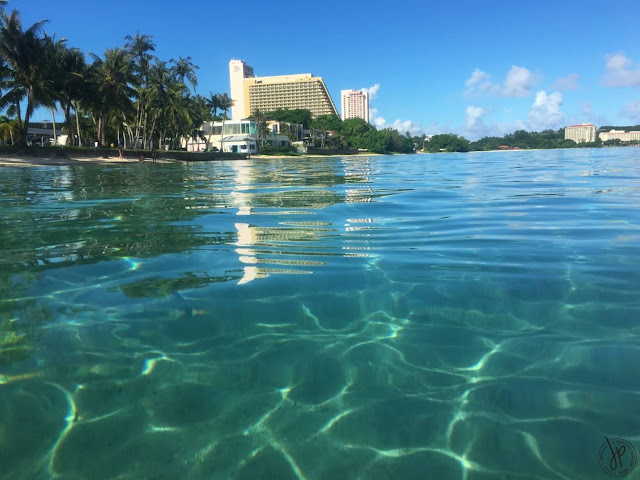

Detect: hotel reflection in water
230,157,375,284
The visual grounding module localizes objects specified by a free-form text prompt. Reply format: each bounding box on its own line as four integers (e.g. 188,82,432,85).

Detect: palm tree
170,56,198,92
0,9,49,145
42,34,72,146
124,32,155,148
50,43,86,146
205,91,220,148
147,59,186,149
86,48,136,146
0,114,18,144
251,109,270,151
216,92,233,153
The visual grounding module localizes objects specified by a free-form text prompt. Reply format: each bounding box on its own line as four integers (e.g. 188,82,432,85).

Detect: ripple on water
1,150,640,479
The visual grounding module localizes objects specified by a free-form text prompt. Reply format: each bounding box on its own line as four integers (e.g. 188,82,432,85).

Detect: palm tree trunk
21,90,36,146
51,108,57,146
220,114,226,153
134,97,142,148
149,114,158,149
16,102,23,132
74,102,82,146
142,111,148,149
63,104,74,146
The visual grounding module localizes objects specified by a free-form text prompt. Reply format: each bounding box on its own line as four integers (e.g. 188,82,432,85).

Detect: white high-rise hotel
341,89,369,123
229,59,337,120
229,59,255,121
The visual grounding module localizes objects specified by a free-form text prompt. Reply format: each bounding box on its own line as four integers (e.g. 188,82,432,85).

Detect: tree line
253,109,415,154
418,128,640,153
0,2,234,149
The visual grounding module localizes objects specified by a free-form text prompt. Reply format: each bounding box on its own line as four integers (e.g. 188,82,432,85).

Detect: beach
0,151,384,167
0,155,175,167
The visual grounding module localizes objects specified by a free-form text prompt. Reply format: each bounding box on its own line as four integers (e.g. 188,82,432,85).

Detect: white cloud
528,91,564,131
366,86,432,136
361,83,380,100
460,106,521,140
552,73,579,91
369,107,426,136
464,65,539,97
465,69,499,96
464,106,486,130
621,100,640,123
579,102,609,126
602,52,640,88
503,66,540,97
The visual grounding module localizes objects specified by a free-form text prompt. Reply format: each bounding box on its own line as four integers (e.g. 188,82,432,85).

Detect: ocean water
1,148,639,479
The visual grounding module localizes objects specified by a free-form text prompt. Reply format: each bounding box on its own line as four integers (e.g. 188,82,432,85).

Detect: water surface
1,149,640,479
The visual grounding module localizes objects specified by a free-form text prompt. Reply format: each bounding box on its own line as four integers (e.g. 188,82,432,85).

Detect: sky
14,0,640,140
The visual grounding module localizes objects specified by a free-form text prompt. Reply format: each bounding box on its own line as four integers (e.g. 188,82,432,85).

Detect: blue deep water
1,148,640,479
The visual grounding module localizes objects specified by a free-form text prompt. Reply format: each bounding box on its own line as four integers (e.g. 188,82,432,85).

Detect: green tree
250,109,270,150
50,43,86,145
0,9,49,145
216,92,233,152
425,134,470,153
0,114,18,143
312,114,342,132
170,56,198,92
124,32,155,148
146,59,186,149
86,48,136,146
267,108,313,128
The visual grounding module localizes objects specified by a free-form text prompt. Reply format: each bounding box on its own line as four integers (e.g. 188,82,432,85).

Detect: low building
27,122,60,146
599,129,640,143
565,123,596,143
221,135,258,154
185,119,297,153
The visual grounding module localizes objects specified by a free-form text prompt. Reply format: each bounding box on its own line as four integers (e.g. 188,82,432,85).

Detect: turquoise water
1,149,640,479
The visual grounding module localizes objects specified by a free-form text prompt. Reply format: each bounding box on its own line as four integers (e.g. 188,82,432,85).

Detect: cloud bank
528,91,564,131
621,100,640,123
465,66,540,97
361,83,380,100
602,52,640,88
552,73,579,91
462,90,565,140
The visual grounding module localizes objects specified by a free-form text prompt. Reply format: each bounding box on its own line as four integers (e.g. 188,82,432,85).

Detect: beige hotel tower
229,59,338,120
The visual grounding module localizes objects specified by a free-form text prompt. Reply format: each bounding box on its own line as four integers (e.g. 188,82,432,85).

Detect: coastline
0,155,175,167
0,151,386,167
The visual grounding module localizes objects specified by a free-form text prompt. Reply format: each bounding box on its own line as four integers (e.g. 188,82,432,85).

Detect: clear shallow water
1,148,640,479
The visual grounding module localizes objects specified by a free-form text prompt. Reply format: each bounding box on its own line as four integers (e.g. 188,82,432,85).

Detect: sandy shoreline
0,155,177,167
0,151,385,167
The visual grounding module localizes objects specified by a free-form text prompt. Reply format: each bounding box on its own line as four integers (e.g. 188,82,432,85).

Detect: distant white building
341,89,369,123
599,129,640,142
564,123,596,143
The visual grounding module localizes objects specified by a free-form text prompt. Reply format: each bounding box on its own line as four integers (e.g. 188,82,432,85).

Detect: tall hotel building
229,59,337,120
341,89,369,123
564,123,596,143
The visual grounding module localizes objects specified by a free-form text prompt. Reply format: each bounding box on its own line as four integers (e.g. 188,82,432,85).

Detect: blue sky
15,0,640,139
